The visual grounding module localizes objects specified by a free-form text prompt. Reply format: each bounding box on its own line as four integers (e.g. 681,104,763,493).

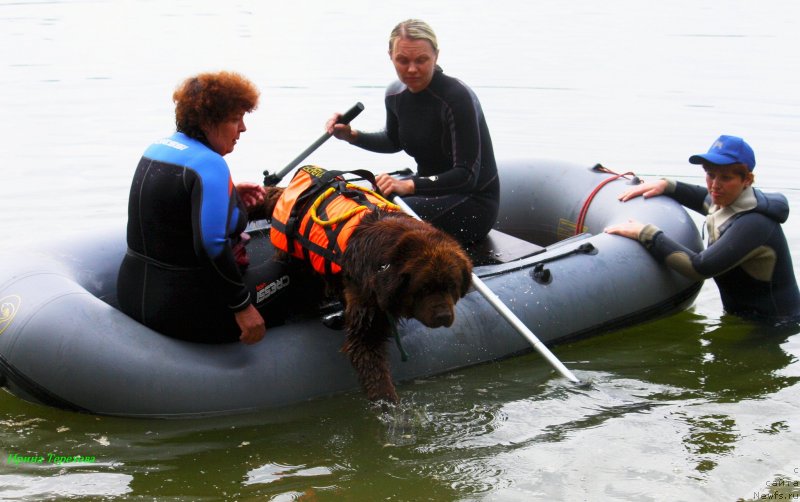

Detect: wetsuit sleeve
189,158,251,312
639,213,777,281
665,180,711,215
352,101,402,153
353,130,401,153
411,87,484,195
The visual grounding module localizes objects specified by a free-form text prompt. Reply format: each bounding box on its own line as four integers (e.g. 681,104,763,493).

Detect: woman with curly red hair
118,71,289,344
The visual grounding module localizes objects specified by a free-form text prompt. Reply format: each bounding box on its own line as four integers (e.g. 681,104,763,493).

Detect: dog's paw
366,384,399,405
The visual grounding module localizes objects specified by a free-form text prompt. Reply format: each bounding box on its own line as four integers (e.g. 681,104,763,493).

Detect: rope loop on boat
575,164,639,235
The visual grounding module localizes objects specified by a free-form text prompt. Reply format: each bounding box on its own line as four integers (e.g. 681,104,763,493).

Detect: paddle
391,196,582,384
263,102,365,186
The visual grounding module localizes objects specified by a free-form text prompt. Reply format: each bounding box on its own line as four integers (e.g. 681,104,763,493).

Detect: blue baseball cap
688,135,756,171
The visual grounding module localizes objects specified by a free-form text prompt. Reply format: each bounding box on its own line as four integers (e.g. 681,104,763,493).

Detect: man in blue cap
605,135,800,324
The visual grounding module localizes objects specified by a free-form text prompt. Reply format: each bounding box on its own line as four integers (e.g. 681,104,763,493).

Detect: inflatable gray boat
0,160,702,418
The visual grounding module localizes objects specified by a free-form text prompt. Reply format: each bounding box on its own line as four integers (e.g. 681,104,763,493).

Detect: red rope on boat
575,165,638,235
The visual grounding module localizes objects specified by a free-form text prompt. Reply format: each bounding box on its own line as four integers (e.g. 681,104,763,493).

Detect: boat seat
466,229,546,266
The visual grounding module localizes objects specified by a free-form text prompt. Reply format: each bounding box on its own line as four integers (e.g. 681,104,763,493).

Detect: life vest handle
309,183,400,227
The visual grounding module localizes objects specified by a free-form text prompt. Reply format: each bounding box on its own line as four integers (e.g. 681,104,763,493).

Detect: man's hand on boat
236,305,267,345
605,179,668,239
604,220,646,240
617,179,668,202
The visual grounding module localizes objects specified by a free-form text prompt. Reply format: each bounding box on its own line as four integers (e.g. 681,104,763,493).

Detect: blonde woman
327,19,499,245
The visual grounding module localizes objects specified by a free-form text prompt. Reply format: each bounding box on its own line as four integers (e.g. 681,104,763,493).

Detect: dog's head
376,224,473,328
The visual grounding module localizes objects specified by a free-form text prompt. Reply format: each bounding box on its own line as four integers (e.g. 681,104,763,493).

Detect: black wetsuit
355,67,499,244
117,132,289,343
639,181,800,324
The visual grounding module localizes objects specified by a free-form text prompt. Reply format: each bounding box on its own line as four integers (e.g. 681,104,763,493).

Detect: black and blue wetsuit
117,132,288,343
639,181,800,324
355,67,499,244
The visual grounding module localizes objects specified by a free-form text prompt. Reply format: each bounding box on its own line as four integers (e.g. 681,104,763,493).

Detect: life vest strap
310,183,399,227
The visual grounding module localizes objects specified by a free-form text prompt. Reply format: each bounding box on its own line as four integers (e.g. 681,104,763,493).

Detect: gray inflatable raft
0,160,702,418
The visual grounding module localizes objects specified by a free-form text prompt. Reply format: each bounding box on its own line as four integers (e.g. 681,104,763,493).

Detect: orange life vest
270,165,401,275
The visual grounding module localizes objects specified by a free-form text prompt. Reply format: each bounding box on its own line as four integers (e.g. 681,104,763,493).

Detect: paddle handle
392,196,581,384
264,102,365,186
336,101,366,126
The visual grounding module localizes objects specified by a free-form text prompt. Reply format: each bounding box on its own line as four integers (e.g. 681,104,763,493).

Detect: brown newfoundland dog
260,167,473,403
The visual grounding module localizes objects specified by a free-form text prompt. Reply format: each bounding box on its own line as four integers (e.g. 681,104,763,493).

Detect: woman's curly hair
173,71,260,141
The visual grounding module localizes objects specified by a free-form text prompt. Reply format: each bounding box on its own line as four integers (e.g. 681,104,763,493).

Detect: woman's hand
376,173,415,196
325,113,358,143
604,219,646,240
236,182,266,210
618,179,668,202
235,304,266,345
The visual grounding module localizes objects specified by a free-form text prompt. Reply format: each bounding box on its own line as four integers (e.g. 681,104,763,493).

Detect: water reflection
0,473,132,500
352,311,800,497
582,310,800,403
244,462,333,485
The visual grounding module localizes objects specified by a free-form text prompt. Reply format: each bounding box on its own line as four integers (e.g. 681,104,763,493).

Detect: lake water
2,0,800,500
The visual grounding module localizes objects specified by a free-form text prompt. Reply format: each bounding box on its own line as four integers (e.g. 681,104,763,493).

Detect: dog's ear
449,246,473,298
460,264,472,297
373,232,421,310
375,268,410,312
